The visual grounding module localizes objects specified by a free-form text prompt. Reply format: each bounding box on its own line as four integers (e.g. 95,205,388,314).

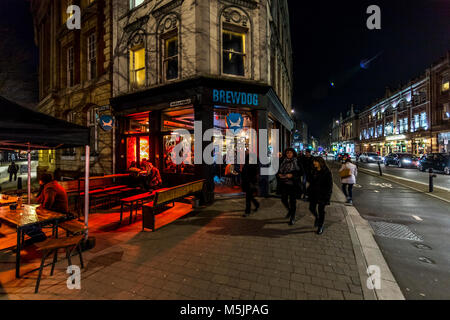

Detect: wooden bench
119,188,169,225
142,180,205,231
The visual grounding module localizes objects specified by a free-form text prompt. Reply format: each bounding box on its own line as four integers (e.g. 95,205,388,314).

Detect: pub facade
110,0,294,202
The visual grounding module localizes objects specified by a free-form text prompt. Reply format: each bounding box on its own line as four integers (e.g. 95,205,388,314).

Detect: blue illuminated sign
213,89,259,106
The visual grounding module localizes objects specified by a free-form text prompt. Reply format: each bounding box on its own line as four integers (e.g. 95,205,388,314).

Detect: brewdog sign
212,89,259,107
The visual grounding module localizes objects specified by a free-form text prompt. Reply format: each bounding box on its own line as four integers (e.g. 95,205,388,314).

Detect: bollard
17,177,22,190
377,161,382,176
428,168,437,192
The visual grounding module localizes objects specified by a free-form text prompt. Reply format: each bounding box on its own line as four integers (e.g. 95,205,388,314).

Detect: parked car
418,153,450,174
384,153,419,168
335,153,353,163
359,152,382,163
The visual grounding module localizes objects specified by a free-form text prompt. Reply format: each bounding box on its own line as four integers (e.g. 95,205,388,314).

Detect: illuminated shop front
438,132,450,153
112,77,293,203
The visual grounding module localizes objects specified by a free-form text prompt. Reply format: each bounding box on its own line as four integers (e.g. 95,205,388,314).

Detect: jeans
281,184,297,220
309,201,326,227
342,183,354,200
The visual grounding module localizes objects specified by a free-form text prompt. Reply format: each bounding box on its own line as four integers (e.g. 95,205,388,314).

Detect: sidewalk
1,192,365,300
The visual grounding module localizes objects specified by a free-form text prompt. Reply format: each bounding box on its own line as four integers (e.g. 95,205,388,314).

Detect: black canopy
0,96,90,150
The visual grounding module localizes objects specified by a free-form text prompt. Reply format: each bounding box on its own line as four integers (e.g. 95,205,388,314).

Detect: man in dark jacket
307,157,333,234
8,161,19,182
241,153,259,216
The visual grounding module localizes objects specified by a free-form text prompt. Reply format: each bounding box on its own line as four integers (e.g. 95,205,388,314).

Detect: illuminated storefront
438,132,450,153
112,77,293,202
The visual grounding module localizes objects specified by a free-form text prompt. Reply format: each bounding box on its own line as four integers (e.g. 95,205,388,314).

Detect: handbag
339,168,352,179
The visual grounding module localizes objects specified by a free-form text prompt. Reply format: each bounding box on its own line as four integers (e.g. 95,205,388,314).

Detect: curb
333,183,405,300
358,167,450,204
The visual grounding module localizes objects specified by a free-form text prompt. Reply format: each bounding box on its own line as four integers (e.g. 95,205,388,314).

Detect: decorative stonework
124,16,149,34
158,13,178,33
153,0,184,19
219,0,258,10
128,29,146,47
222,8,249,27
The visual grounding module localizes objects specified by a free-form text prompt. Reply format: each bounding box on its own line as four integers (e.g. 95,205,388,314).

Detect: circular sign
99,115,114,131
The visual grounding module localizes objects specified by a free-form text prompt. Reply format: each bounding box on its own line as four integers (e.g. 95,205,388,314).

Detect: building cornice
218,0,258,10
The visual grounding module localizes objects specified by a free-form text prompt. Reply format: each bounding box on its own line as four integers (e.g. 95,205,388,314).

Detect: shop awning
0,96,90,150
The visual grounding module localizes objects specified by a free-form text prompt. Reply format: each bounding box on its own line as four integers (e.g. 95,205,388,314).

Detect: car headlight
402,159,411,163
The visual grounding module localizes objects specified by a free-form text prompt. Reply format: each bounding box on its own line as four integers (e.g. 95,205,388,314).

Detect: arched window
220,7,251,77
128,31,146,89
157,14,180,82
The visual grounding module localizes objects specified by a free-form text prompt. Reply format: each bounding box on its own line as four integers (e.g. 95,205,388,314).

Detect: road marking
412,215,423,221
354,184,362,188
374,190,379,193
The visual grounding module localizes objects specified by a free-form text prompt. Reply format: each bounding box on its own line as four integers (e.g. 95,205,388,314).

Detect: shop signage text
170,99,191,107
213,89,259,106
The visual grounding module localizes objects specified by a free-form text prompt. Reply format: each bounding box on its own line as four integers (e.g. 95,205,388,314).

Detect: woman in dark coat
241,153,259,216
278,148,302,225
307,157,333,234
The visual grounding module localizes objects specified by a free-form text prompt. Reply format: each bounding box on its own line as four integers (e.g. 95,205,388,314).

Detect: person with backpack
339,157,358,205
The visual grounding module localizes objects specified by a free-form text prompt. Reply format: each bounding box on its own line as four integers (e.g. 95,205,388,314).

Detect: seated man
144,162,162,191
24,173,69,245
39,173,69,214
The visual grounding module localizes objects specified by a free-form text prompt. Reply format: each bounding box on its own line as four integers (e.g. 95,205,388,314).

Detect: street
356,161,450,190
329,160,450,299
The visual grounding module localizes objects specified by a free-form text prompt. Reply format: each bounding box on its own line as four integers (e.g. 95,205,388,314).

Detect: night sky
0,0,449,137
288,0,450,140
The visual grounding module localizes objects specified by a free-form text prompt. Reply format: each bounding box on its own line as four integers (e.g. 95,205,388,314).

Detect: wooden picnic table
0,205,66,278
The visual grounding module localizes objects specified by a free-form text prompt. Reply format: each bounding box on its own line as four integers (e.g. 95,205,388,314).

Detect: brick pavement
0,192,364,300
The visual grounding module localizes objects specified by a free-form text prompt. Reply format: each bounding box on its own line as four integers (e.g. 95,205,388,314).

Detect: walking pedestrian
300,149,313,200
8,161,19,182
308,157,333,235
241,153,259,216
339,157,357,205
278,148,301,225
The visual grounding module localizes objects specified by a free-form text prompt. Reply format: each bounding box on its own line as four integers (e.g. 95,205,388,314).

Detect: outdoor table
0,205,66,278
0,195,18,207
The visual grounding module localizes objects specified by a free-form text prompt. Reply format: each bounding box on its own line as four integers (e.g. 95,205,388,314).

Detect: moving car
384,153,418,168
418,153,450,174
359,152,382,163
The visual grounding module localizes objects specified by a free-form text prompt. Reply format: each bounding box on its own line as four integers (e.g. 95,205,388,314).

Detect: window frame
129,46,146,89
67,46,75,87
222,29,247,77
162,34,179,82
87,33,97,81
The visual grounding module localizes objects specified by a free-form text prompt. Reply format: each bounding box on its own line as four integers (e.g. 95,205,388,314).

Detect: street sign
170,99,191,107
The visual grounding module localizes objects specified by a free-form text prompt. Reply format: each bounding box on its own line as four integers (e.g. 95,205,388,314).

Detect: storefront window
162,133,194,174
125,112,149,134
126,136,136,169
161,107,194,131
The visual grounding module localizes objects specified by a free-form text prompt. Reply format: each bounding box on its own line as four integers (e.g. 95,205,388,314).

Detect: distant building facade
31,0,114,177
331,106,360,155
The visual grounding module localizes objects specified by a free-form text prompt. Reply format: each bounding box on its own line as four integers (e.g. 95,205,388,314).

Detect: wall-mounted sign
213,89,259,106
98,105,110,112
170,99,192,107
99,115,114,131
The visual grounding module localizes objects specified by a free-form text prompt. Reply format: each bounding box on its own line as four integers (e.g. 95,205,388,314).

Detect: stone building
109,0,294,201
31,0,114,178
331,106,360,155
429,51,450,153
359,75,431,157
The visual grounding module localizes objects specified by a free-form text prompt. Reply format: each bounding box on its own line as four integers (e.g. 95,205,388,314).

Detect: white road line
412,215,423,221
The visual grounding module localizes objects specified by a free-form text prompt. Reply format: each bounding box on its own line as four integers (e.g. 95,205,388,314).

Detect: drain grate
418,256,435,264
413,243,432,250
369,221,423,242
